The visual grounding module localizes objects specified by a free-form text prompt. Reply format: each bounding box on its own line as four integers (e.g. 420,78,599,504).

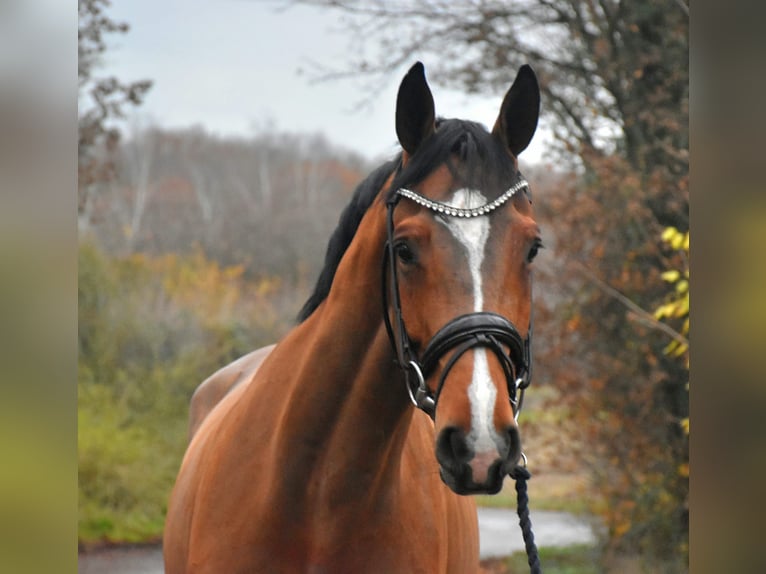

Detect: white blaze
438,190,501,464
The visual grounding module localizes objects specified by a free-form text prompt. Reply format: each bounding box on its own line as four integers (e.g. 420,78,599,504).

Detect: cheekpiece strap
384,175,534,420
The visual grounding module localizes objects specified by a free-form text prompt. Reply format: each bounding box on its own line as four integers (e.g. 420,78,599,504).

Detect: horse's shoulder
188,344,276,440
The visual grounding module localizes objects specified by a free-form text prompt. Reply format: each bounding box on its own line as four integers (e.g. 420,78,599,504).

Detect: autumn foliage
77,125,371,543
78,242,294,542
531,151,688,569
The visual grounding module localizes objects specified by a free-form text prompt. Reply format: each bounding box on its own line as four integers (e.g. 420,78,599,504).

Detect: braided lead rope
510,464,542,573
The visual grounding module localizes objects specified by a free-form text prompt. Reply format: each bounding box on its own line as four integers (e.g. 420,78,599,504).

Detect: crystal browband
396,178,529,218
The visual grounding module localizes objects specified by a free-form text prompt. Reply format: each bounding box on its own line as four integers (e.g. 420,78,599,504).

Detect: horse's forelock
387,119,517,202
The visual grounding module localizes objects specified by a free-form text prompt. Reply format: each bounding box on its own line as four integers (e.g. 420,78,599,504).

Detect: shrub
78,241,294,542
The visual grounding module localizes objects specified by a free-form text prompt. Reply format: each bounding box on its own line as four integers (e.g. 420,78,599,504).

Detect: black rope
510,465,542,573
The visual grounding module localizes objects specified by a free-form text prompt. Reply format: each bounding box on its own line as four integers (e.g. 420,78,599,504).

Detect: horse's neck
260,201,414,506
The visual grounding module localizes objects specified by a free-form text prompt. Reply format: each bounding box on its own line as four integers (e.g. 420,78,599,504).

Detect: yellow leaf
614,520,631,538
678,297,689,316
664,340,679,355
678,462,689,477
662,226,679,242
662,270,681,282
680,417,689,434
654,304,672,319
672,342,688,357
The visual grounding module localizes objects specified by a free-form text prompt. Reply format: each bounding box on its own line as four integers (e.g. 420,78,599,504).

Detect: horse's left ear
492,65,540,157
396,62,436,156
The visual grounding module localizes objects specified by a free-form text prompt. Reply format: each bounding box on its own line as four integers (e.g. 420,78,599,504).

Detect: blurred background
74,1,688,572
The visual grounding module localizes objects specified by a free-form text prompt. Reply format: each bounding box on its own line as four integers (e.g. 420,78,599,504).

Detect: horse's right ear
396,62,436,156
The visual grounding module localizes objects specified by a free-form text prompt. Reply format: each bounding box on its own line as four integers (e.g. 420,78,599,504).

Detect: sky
104,0,549,164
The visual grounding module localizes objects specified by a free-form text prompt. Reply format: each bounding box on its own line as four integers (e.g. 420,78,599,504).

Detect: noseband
382,177,533,420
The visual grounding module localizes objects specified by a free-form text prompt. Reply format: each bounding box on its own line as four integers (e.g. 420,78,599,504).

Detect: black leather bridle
382,177,533,420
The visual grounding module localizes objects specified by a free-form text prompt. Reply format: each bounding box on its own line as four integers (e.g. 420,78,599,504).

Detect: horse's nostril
502,425,522,464
436,426,471,465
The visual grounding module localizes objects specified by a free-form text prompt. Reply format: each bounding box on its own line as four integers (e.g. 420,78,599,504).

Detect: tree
78,0,152,229
297,2,687,173
89,124,370,285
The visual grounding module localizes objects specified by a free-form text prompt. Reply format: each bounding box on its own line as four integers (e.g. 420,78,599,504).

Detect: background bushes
77,241,293,542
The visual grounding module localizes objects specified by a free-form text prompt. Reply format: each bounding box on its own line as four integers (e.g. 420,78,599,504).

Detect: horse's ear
492,65,540,157
396,62,436,156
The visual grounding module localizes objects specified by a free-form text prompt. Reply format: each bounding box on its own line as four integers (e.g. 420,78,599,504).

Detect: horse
164,61,541,573
187,344,275,441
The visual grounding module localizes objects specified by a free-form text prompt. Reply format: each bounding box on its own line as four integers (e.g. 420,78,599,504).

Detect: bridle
382,173,543,573
382,176,534,421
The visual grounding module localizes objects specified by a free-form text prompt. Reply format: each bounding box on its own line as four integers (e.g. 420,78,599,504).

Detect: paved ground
79,508,597,573
477,507,597,558
79,545,164,574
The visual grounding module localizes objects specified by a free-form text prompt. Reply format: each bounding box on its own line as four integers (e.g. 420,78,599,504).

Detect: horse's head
385,63,540,495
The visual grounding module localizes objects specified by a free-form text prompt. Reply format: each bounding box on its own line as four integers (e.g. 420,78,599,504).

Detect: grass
78,388,186,544
508,544,599,573
481,544,600,574
77,244,291,544
475,471,594,515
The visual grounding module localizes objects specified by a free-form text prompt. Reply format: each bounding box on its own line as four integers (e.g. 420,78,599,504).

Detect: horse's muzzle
435,426,520,495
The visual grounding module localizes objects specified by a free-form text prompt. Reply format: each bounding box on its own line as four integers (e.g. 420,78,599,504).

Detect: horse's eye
395,241,416,264
527,239,543,263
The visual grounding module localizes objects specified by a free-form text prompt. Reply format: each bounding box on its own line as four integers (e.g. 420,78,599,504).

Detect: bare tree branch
573,261,689,347
674,0,689,17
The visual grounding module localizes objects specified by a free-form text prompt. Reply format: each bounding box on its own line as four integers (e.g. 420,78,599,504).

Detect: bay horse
164,62,541,573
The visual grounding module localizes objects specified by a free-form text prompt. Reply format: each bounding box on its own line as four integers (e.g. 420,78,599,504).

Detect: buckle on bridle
405,361,435,414
512,378,527,422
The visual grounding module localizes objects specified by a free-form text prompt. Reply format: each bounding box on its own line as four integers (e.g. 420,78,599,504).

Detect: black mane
296,156,401,322
296,118,518,323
